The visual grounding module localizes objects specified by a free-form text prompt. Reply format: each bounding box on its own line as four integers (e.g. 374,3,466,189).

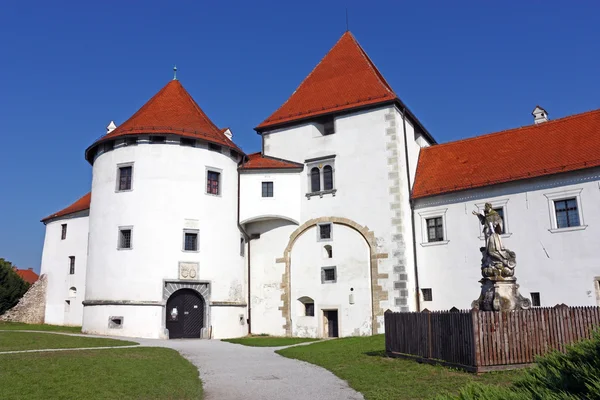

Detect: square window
61,224,67,240
531,292,541,307
321,267,336,283
422,288,433,301
150,136,166,144
180,138,195,147
208,143,222,152
554,198,580,228
117,165,133,191
183,230,199,251
104,141,114,151
119,228,132,249
318,223,332,241
124,137,137,146
207,170,220,195
305,303,315,317
69,256,75,275
262,182,274,197
426,217,444,242
493,207,506,234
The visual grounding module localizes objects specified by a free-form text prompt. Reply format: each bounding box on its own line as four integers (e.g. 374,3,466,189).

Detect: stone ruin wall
0,274,47,324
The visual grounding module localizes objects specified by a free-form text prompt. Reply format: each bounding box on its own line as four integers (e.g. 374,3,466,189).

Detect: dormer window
150,136,166,144
318,116,335,135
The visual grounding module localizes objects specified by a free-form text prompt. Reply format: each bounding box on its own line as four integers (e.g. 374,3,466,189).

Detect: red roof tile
256,32,397,130
239,152,304,170
86,80,242,161
412,109,600,199
41,192,91,223
15,268,39,284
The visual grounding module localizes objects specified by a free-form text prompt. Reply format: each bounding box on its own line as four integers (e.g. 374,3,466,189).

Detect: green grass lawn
0,322,81,333
0,347,202,400
277,335,521,400
0,331,137,352
222,336,320,347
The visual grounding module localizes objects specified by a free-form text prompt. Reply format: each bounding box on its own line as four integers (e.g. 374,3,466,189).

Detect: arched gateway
166,289,205,339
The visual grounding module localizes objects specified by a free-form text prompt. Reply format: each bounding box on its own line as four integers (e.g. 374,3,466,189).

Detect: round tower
82,79,246,339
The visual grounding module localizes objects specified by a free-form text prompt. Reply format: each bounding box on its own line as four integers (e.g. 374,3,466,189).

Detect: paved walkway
2,330,364,400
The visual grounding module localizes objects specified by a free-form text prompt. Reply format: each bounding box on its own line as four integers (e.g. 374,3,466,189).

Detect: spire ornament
173,65,177,80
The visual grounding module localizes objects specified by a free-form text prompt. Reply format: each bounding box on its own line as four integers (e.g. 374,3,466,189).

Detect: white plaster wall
211,306,247,339
290,224,371,337
414,167,600,310
82,304,163,338
246,219,298,336
40,214,89,326
239,171,301,225
84,140,245,337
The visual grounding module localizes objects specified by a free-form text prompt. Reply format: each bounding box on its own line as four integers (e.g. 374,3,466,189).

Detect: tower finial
346,8,349,32
173,65,177,80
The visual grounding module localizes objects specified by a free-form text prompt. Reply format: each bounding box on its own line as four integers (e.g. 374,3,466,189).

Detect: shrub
0,258,30,315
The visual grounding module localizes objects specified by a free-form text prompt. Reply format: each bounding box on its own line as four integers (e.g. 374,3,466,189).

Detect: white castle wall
84,138,246,339
40,213,89,326
414,167,600,310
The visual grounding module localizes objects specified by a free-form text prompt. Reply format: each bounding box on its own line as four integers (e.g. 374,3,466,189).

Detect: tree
0,258,30,315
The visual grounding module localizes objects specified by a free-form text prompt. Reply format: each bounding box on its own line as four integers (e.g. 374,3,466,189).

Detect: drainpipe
237,157,251,334
401,107,421,312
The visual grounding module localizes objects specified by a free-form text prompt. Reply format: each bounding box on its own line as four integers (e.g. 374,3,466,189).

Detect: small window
531,292,541,307
124,137,137,146
118,165,133,191
150,136,166,144
207,170,220,195
208,143,222,152
69,256,75,275
493,207,506,234
321,267,336,283
104,141,114,151
61,224,67,240
324,245,333,259
68,287,77,297
64,300,71,312
422,288,433,301
180,138,195,147
262,182,273,197
183,230,199,252
119,228,132,249
109,316,124,329
310,167,320,192
323,119,335,135
426,217,444,242
240,237,245,257
323,165,333,190
318,223,332,241
554,198,580,228
305,303,315,317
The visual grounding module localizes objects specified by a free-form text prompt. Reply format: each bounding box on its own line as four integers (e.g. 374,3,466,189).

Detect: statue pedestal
471,277,531,311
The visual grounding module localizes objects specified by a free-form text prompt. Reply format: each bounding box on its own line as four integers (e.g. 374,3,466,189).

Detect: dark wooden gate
166,289,205,339
325,310,339,337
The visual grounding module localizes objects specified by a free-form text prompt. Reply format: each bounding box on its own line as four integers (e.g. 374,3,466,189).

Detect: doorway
323,310,339,338
166,289,205,339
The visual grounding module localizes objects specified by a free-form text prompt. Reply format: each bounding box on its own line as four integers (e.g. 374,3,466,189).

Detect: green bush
0,258,30,315
436,331,600,400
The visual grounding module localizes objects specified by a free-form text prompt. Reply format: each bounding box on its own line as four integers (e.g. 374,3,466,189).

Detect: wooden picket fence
384,305,600,373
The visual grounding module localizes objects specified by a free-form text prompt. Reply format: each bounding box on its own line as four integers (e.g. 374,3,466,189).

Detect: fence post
471,309,480,370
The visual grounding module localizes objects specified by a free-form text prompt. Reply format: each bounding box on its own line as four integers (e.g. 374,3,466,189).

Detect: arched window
323,245,333,259
323,165,333,190
310,167,321,192
298,296,315,317
68,287,77,297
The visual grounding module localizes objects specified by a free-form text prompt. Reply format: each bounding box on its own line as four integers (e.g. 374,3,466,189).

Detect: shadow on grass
364,350,387,357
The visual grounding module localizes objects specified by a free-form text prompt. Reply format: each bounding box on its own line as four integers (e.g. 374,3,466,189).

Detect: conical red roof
256,32,397,130
87,80,241,160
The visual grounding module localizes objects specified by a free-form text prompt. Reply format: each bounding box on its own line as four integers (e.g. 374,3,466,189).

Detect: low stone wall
0,274,47,324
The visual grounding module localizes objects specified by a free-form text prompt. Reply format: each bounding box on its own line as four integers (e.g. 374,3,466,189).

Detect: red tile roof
41,192,91,223
256,32,398,130
86,80,242,161
239,152,304,170
14,268,39,284
412,109,600,199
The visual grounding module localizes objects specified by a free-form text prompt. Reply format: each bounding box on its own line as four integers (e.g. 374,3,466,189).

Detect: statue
471,203,531,311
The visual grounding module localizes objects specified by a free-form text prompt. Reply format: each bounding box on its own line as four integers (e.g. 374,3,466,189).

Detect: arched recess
162,281,210,339
68,287,77,297
276,217,388,336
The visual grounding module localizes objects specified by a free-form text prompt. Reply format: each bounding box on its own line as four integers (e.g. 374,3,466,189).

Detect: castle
39,32,600,339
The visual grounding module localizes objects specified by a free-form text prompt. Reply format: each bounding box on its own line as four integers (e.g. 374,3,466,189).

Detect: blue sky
1,1,599,271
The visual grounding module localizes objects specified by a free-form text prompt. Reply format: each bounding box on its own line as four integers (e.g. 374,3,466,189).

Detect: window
208,143,222,152
426,217,444,242
117,165,133,191
180,138,195,147
104,141,114,151
124,137,137,146
262,181,273,198
69,256,75,275
240,237,245,256
305,302,315,317
321,267,336,283
554,198,580,228
323,165,333,190
68,287,77,297
118,228,132,249
531,292,541,307
323,119,335,135
310,167,320,192
207,170,220,195
64,300,70,312
318,223,332,241
422,288,433,301
493,208,505,234
150,136,166,144
183,230,199,252
109,316,124,329
61,224,67,240
324,245,333,259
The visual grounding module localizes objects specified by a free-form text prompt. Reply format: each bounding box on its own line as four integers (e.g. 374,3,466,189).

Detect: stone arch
276,217,388,336
162,281,211,338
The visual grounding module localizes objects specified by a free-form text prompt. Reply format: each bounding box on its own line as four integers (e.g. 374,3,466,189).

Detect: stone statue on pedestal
471,203,531,311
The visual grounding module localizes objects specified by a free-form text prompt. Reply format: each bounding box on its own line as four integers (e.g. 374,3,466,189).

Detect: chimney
106,121,117,134
532,106,549,124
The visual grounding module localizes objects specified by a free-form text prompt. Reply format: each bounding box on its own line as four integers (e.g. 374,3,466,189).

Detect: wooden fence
384,305,600,373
